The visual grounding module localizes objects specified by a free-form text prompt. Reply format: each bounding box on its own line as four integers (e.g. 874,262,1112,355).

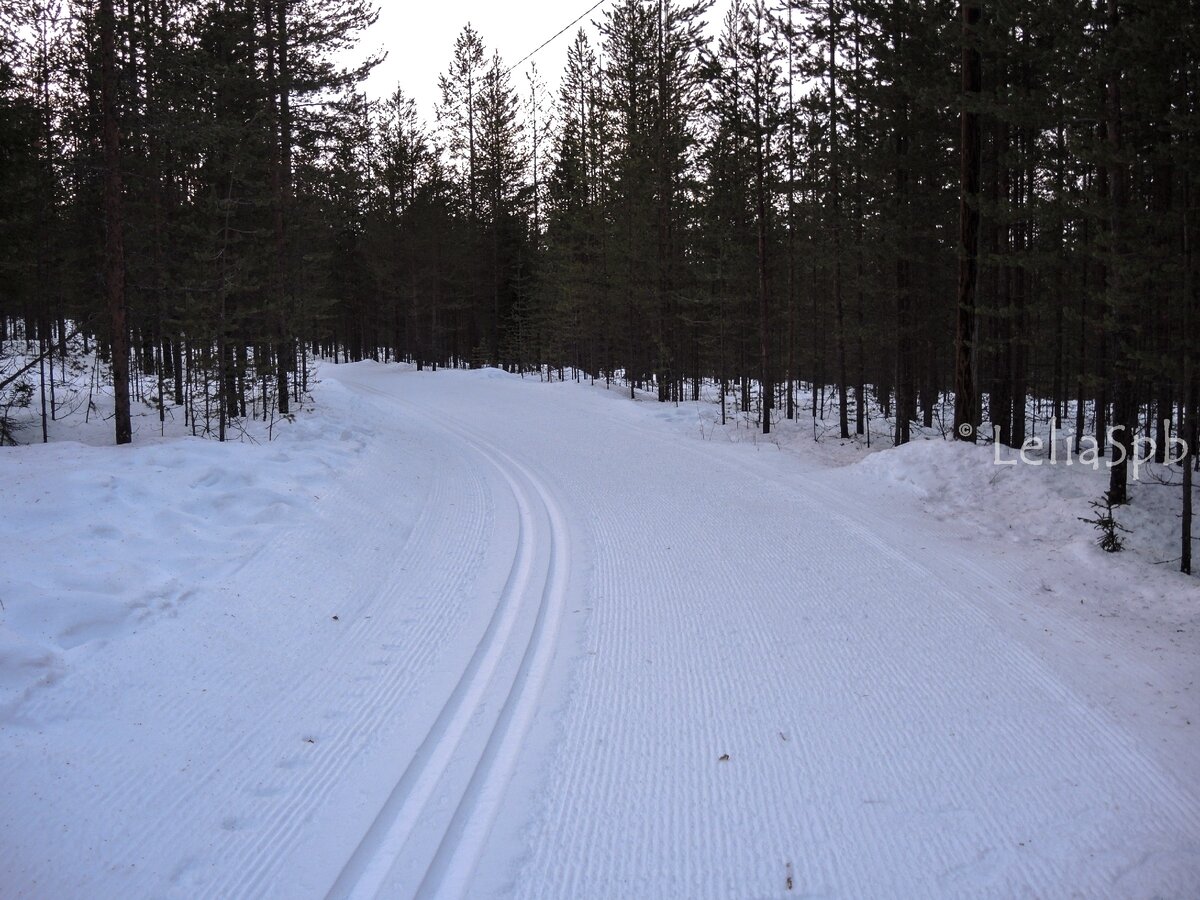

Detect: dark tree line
1,0,1197,567
1,0,379,442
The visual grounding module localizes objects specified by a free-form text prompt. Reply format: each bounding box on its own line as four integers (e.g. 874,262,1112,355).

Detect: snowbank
855,434,1197,574
0,367,370,712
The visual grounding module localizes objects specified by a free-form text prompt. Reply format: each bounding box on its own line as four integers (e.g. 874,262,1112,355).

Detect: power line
506,0,610,75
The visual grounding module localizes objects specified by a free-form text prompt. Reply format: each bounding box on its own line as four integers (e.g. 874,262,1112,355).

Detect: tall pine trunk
270,0,292,416
1106,0,1134,505
829,4,848,440
891,2,912,446
101,0,131,445
953,0,982,442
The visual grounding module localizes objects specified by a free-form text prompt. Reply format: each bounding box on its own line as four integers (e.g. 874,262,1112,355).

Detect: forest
0,0,1197,561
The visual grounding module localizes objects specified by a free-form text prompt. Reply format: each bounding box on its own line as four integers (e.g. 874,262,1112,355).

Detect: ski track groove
411,438,571,900
204,490,487,900
323,427,538,900
194,397,493,900
321,379,571,900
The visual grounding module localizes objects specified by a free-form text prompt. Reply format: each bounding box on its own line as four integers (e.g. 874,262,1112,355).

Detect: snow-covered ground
1,361,1197,898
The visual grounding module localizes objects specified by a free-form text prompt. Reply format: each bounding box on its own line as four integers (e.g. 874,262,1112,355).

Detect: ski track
321,376,571,900
178,387,496,900
3,364,1198,899
197,466,488,900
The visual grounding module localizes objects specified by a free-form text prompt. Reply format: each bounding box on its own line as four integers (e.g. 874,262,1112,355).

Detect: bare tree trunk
656,0,671,404
1106,0,1134,505
1185,386,1194,576
101,0,131,445
755,61,771,435
273,0,292,416
828,4,848,439
894,139,911,443
852,11,866,436
785,4,797,421
953,0,981,442
1184,166,1195,574
891,2,912,446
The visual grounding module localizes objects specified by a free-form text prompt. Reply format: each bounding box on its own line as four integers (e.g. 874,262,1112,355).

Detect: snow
0,377,369,712
1,361,1197,898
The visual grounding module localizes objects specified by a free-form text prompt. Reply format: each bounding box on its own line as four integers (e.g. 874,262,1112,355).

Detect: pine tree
710,0,782,431
99,0,131,444
476,51,527,364
438,25,487,225
953,0,981,442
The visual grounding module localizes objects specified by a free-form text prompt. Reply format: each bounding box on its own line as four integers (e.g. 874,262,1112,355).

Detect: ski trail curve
409,373,1200,899
325,379,571,900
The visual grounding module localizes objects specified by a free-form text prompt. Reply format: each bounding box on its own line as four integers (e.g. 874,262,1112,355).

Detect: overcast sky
353,1,608,120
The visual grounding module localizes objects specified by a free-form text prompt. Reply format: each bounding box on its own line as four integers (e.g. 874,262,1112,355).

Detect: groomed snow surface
1,361,1198,899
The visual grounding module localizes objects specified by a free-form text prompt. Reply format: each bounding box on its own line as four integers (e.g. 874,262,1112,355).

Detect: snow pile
0,372,370,712
855,435,1197,571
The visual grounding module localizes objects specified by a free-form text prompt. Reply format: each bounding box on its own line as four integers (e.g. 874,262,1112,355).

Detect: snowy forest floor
1,359,1197,898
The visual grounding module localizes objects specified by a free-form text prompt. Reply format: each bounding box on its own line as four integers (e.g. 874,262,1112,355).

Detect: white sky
355,1,608,121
